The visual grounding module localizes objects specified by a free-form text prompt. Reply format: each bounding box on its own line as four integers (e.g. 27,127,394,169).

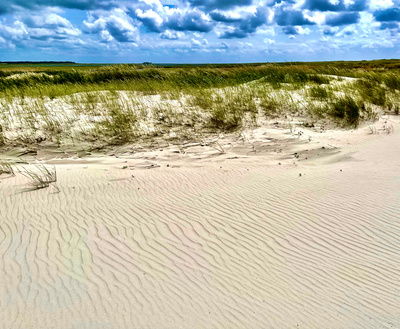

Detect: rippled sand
1,117,400,329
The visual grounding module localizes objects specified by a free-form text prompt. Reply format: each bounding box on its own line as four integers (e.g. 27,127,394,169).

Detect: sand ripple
1,133,400,328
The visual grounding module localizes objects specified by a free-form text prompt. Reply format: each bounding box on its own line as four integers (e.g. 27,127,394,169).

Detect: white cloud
258,27,275,36
362,39,394,48
159,30,184,39
343,0,355,6
83,9,139,43
264,38,275,44
83,17,107,32
369,0,394,10
296,26,311,35
304,11,326,25
135,8,163,26
100,30,114,42
336,25,358,36
44,14,72,28
0,21,28,40
191,38,202,46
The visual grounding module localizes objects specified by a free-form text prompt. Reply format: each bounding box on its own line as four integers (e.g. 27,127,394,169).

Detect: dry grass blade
0,159,14,176
20,162,58,191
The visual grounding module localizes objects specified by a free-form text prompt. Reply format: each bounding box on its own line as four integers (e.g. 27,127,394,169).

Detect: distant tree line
0,61,76,64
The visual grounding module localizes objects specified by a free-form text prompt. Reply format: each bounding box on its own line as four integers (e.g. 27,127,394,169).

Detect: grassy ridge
0,60,399,149
0,64,326,98
0,60,399,98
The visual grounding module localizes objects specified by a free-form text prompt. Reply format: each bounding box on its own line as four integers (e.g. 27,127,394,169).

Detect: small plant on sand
20,162,58,190
0,159,14,176
368,125,377,134
381,120,394,134
308,74,331,85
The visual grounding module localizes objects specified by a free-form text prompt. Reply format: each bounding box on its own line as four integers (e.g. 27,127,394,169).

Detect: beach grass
0,60,398,148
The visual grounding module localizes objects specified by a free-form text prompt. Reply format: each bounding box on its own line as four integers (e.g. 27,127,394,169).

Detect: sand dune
1,117,400,329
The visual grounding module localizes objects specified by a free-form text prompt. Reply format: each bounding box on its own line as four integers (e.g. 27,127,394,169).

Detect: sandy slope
1,116,400,329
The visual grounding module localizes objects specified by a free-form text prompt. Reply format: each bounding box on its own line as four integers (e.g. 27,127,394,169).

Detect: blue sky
0,0,399,63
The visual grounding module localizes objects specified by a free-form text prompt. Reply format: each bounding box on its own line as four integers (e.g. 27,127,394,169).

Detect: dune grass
0,61,398,149
20,163,58,190
0,159,14,176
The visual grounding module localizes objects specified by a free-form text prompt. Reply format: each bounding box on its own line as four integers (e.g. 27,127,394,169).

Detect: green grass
307,85,331,100
96,98,138,144
354,78,387,107
0,60,398,149
208,90,257,131
329,97,361,127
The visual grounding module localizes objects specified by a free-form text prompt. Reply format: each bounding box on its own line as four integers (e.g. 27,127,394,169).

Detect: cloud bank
0,0,399,62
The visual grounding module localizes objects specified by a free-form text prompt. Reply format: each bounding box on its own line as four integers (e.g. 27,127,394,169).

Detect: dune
1,115,400,329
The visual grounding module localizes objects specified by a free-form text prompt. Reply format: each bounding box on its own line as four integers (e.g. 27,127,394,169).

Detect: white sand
1,116,400,329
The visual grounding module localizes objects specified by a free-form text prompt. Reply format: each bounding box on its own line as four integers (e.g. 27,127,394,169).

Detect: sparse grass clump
20,163,58,190
187,88,214,109
0,159,14,176
209,94,246,130
208,88,257,130
259,95,280,118
96,99,138,144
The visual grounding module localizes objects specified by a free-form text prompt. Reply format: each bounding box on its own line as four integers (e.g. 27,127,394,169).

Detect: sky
0,0,399,63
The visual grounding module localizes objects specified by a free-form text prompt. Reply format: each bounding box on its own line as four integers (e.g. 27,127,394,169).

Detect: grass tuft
329,97,360,127
96,98,138,144
209,89,257,130
0,159,14,176
355,78,387,107
20,162,58,190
